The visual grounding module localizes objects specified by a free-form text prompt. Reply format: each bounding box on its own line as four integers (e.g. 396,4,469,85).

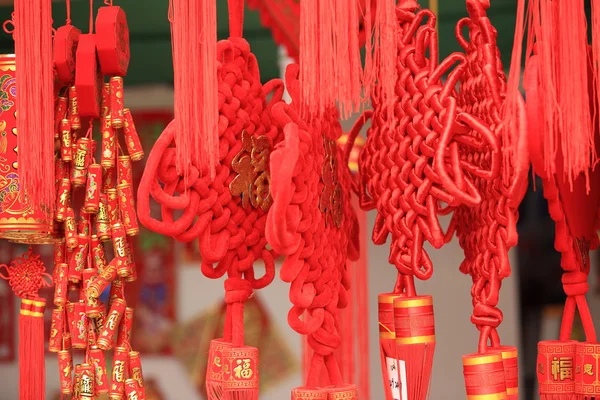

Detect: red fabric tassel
299,0,363,120
13,0,55,209
19,298,46,400
169,0,218,179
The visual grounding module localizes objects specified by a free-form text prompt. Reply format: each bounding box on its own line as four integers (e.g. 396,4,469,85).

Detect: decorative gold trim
20,310,44,317
466,393,508,400
463,353,502,366
395,334,435,344
506,388,518,395
501,349,518,360
394,296,433,309
22,299,45,307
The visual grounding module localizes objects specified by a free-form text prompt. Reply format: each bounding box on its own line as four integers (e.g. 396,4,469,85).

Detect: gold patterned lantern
0,54,54,244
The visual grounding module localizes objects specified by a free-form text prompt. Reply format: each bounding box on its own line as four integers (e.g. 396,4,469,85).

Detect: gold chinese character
214,356,222,368
319,136,343,228
584,363,594,376
551,357,573,381
80,374,93,395
230,131,273,211
233,358,253,380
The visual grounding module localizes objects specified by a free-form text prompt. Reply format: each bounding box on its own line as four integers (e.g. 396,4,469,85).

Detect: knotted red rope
0,248,52,400
138,9,288,398
266,63,359,396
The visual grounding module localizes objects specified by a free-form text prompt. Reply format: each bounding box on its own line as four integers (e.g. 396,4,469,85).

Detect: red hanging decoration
0,248,52,400
138,2,288,399
266,63,360,400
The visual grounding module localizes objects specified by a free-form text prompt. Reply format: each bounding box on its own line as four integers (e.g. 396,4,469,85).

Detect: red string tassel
169,0,218,179
298,0,363,120
393,293,435,400
19,298,46,400
13,0,55,209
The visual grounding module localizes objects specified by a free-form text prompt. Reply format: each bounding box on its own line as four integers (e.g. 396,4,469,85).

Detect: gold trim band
506,388,518,395
22,299,45,307
501,350,518,360
463,353,502,366
395,335,435,345
394,297,433,309
466,393,507,400
20,310,44,317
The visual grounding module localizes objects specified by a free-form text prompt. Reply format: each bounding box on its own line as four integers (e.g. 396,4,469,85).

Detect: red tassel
299,0,363,120
364,0,399,124
13,0,55,209
169,0,218,179
393,295,435,400
19,298,46,400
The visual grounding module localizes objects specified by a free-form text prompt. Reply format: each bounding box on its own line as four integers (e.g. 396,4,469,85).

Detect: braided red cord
0,248,52,299
266,64,359,388
138,38,286,296
524,45,599,344
449,0,529,354
352,3,499,289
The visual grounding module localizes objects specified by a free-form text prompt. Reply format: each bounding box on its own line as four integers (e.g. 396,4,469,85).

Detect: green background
0,0,522,85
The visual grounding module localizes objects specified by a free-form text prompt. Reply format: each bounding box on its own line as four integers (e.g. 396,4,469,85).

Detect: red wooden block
96,6,130,76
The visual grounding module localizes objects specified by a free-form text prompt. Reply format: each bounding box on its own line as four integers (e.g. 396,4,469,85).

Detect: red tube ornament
111,346,129,398
97,298,126,350
58,350,73,394
89,346,109,395
55,178,71,222
49,308,65,352
110,76,125,128
84,164,103,213
53,262,68,307
69,86,81,130
60,119,72,161
117,183,138,236
123,109,143,161
116,307,133,347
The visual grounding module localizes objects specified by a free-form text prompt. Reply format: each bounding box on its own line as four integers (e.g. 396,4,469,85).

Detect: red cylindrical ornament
82,268,104,318
222,346,259,393
123,109,143,161
97,193,112,241
55,158,70,184
49,308,65,352
101,116,117,168
69,86,81,130
54,239,66,264
574,342,600,396
87,261,117,299
84,164,102,213
89,346,110,395
60,119,73,161
117,183,138,236
79,363,95,398
55,178,71,222
117,155,133,187
55,95,68,133
500,346,519,399
101,82,111,119
116,307,134,347
103,165,117,192
65,208,78,249
110,77,125,128
53,262,68,307
108,278,125,308
78,212,90,237
111,346,129,398
463,351,507,399
92,235,108,270
128,351,146,397
393,296,436,345
68,238,89,283
107,188,120,224
58,350,73,394
97,298,126,350
538,340,576,397
67,301,88,349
